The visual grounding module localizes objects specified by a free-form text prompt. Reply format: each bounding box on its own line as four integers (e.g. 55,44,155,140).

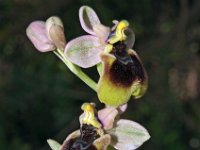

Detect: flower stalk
54,49,97,91
53,49,97,92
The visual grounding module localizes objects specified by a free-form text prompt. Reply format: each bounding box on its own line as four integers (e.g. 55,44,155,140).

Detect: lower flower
47,103,150,150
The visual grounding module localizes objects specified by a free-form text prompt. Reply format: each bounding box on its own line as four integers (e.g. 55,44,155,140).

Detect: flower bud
46,16,66,51
26,21,56,52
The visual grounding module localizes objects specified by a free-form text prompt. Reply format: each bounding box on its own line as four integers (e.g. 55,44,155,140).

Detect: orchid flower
48,103,150,150
26,21,56,52
26,6,147,107
64,6,148,107
26,5,150,150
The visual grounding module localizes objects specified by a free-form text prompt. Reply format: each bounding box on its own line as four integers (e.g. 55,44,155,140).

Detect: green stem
54,49,97,91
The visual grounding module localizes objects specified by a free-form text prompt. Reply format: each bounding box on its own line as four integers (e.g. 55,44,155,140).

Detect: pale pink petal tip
118,104,128,114
26,21,55,52
79,5,101,35
64,35,105,68
98,107,118,130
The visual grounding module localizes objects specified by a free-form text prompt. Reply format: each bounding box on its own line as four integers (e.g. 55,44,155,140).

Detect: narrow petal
111,20,119,31
107,119,150,150
64,35,105,68
118,104,128,114
26,21,55,52
79,6,101,35
98,107,118,130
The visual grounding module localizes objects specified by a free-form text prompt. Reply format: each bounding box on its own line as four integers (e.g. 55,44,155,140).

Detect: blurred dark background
0,0,200,149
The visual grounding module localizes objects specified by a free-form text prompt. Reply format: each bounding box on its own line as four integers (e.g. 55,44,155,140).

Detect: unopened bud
46,16,66,51
26,21,56,52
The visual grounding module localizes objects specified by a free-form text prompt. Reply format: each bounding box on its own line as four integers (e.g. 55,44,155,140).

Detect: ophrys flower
64,6,148,107
48,103,150,150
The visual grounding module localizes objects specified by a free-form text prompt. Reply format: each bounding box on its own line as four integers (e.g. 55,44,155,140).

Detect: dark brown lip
109,42,145,87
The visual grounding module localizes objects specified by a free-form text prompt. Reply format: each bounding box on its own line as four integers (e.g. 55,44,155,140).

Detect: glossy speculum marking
109,42,145,87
